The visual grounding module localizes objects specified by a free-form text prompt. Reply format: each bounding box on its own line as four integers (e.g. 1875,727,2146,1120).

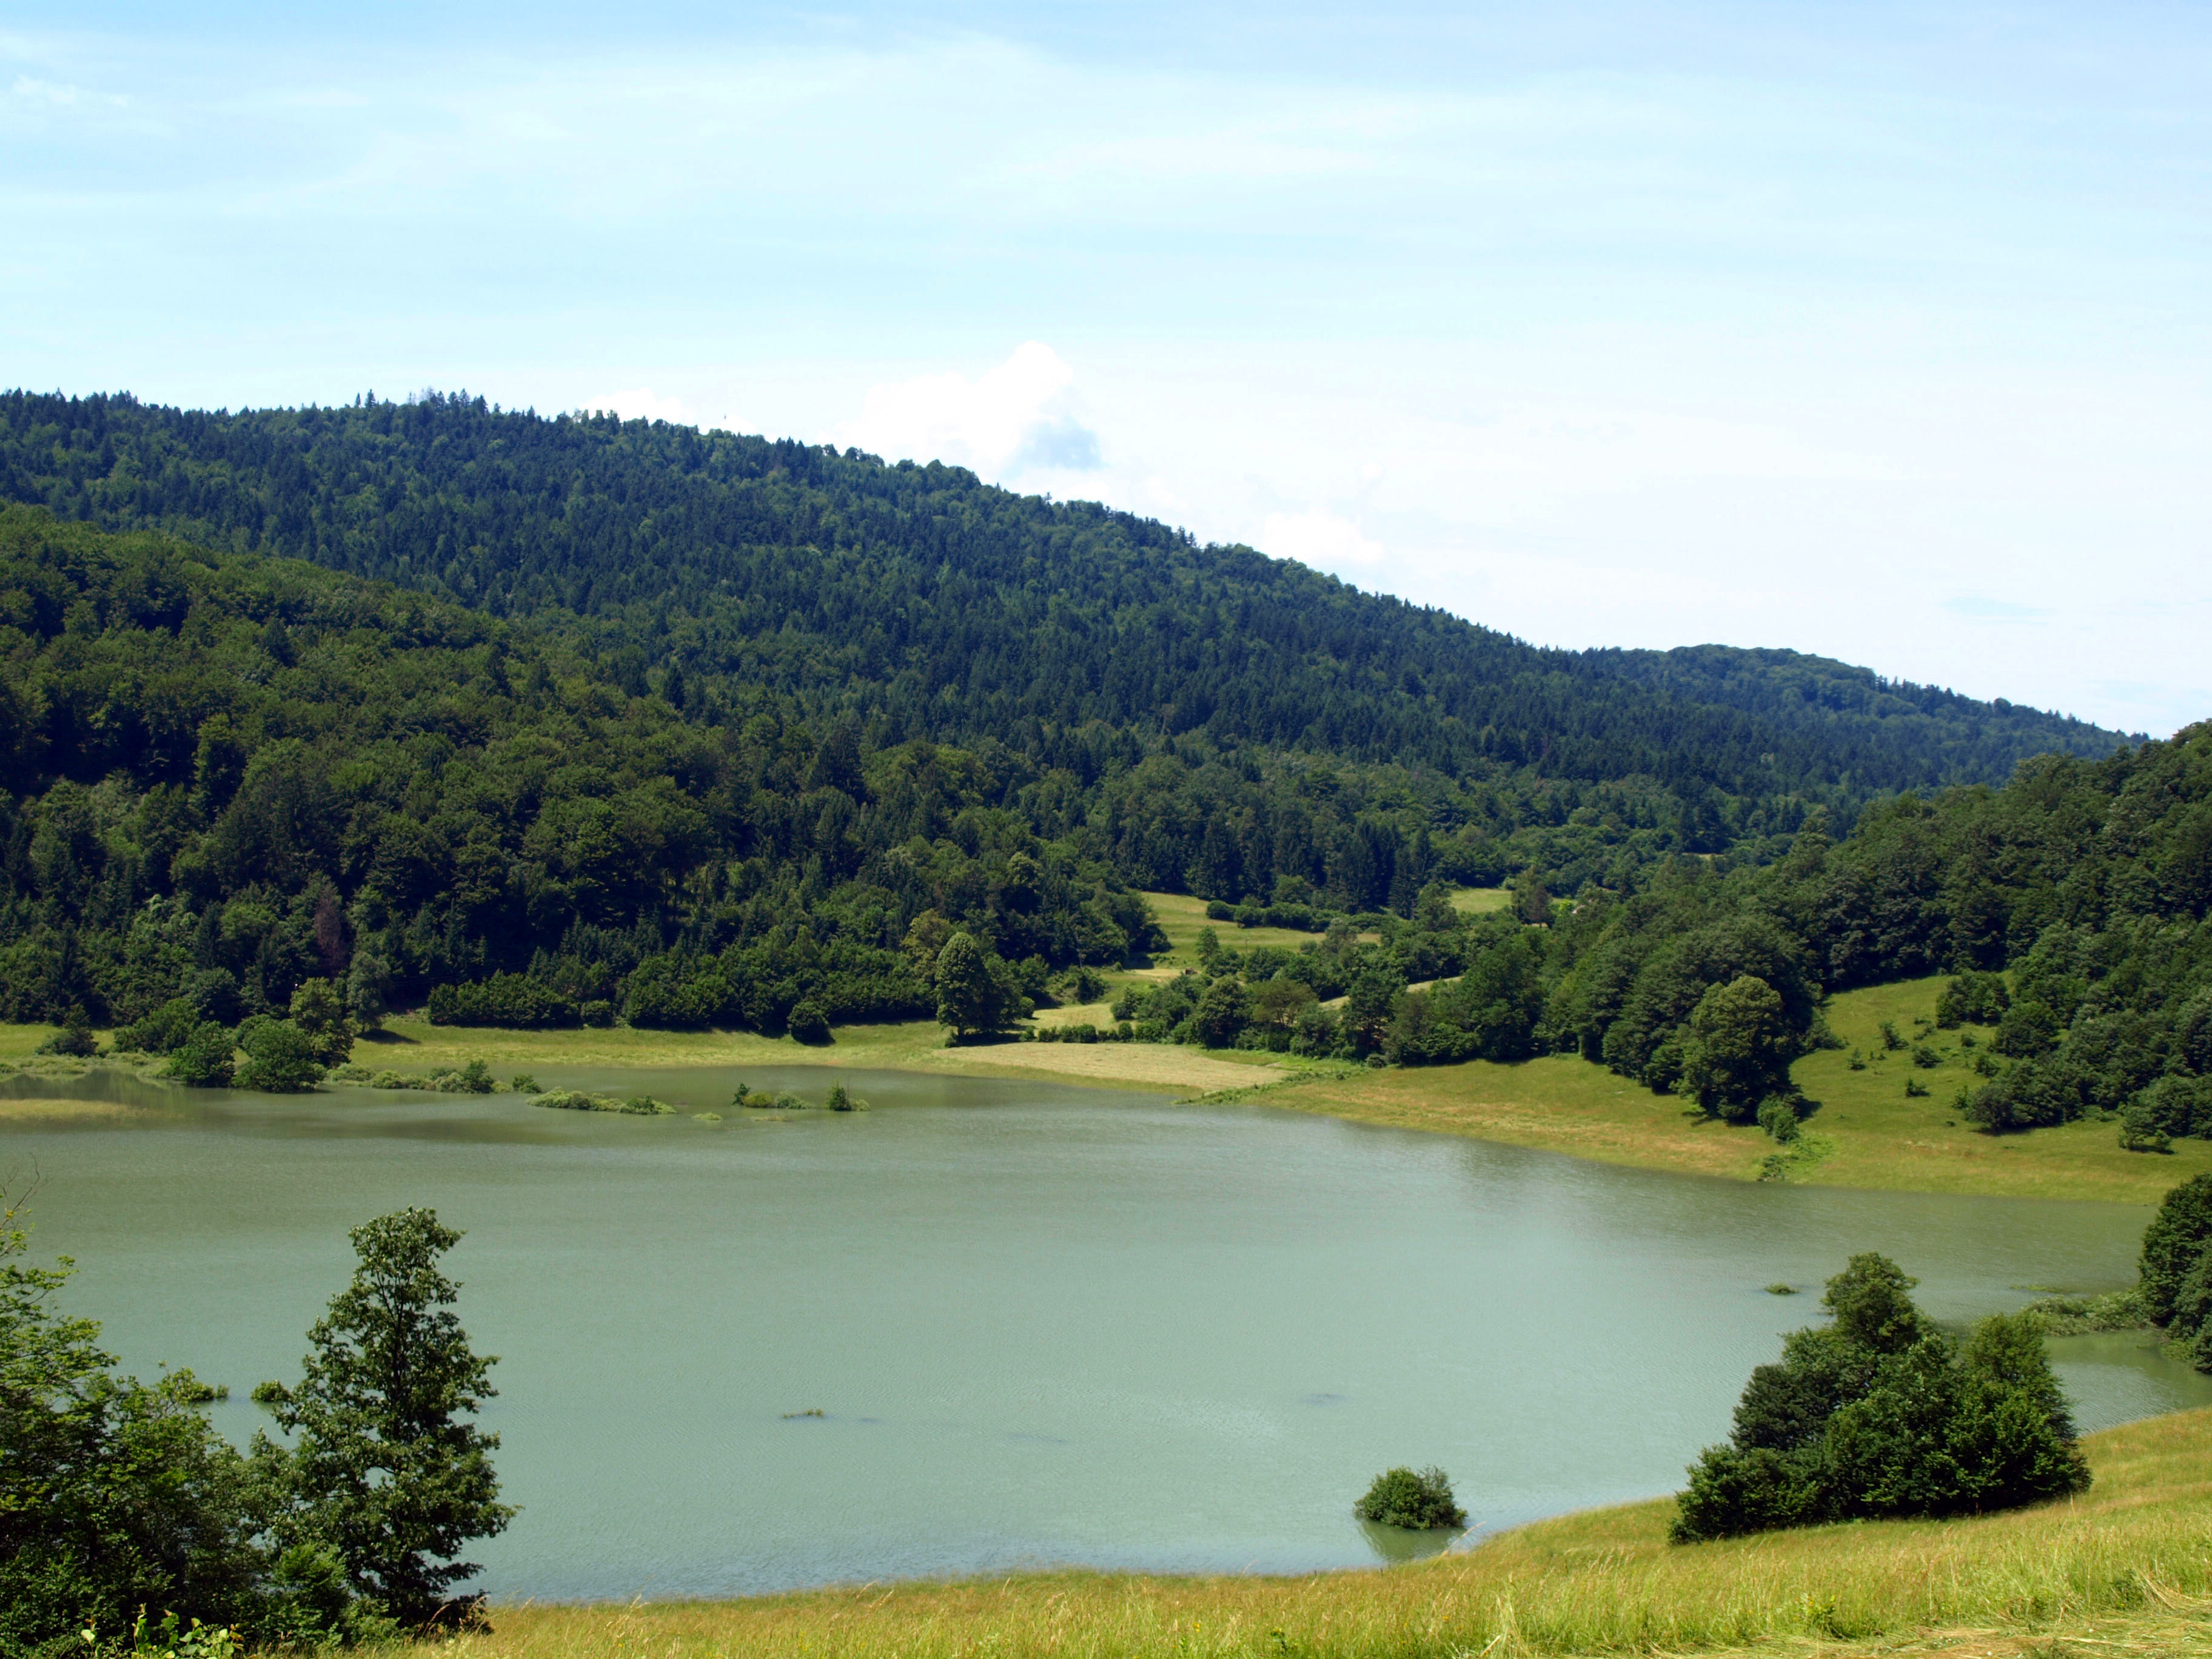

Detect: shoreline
408,1407,2210,1659
9,971,2211,1204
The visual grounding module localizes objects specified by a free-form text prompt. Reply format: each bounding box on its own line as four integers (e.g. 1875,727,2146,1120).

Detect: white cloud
1258,508,1384,570
586,386,700,425
841,342,1102,478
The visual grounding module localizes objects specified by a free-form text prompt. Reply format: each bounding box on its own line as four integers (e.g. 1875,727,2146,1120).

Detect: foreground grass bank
426,1408,2211,1659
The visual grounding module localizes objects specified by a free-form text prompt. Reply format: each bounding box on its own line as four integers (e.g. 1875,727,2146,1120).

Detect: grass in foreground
426,1408,2212,1659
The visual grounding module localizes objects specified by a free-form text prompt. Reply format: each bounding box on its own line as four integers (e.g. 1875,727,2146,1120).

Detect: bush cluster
2139,1173,2212,1370
1673,1255,2089,1541
1353,1466,1467,1530
0,1200,506,1652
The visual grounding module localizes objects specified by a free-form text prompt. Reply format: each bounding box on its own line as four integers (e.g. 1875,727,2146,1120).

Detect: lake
4,1062,2205,1601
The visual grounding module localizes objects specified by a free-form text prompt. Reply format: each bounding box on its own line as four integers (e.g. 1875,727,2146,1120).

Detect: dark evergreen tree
255,1208,511,1629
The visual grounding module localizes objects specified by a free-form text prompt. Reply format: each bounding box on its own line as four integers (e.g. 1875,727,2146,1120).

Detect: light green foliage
287,978,357,1067
232,1017,325,1093
533,1090,673,1114
255,1207,512,1627
2018,1287,2151,1334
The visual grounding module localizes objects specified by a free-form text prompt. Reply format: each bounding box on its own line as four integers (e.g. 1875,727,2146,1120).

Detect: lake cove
4,1065,2205,1603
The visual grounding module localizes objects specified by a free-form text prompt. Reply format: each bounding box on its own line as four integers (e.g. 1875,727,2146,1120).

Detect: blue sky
7,2,2209,734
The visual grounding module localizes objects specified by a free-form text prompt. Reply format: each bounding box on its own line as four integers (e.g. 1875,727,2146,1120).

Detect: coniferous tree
256,1208,512,1628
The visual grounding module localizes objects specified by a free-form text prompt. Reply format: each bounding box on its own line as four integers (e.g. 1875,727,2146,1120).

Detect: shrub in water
1354,1466,1467,1530
825,1082,866,1111
232,1018,325,1093
164,1022,236,1088
510,1073,540,1094
1671,1252,2089,1541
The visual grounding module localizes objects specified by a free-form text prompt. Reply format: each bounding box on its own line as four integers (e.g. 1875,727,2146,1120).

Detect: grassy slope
1142,891,1349,962
1273,976,2212,1205
426,1408,2212,1659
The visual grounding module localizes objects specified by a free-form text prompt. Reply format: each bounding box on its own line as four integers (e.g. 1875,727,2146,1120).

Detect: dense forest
1520,720,2212,1138
1097,711,2212,1150
3,390,2199,1142
0,390,2127,805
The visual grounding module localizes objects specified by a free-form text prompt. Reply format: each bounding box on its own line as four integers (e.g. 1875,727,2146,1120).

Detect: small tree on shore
256,1208,512,1627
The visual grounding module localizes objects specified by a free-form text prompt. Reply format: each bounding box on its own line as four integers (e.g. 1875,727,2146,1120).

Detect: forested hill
0,390,2130,804
1579,645,2134,788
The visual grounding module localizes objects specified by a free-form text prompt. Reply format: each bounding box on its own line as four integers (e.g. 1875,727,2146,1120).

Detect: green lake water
4,1062,2205,1601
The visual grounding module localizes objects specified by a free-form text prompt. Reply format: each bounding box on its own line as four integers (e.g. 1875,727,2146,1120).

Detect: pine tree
256,1208,512,1627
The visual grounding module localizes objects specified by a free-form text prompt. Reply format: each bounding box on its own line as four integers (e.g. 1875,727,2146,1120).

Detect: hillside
0,391,2131,808
1582,643,2134,787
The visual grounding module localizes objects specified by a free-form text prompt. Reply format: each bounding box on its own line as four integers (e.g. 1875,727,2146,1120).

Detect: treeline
0,389,2127,811
0,505,1886,1034
1107,721,2212,1148
1533,720,2212,1133
0,506,1657,1033
0,507,1162,1031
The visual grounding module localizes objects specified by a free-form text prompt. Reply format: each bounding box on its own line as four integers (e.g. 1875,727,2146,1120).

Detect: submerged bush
232,1018,325,1093
1354,1466,1467,1530
164,1022,237,1088
534,1090,675,1116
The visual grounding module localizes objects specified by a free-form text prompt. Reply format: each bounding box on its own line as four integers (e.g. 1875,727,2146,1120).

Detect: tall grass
428,1409,2211,1659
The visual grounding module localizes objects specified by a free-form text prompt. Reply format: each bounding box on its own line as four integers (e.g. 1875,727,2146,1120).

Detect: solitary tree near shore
256,1207,512,1628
